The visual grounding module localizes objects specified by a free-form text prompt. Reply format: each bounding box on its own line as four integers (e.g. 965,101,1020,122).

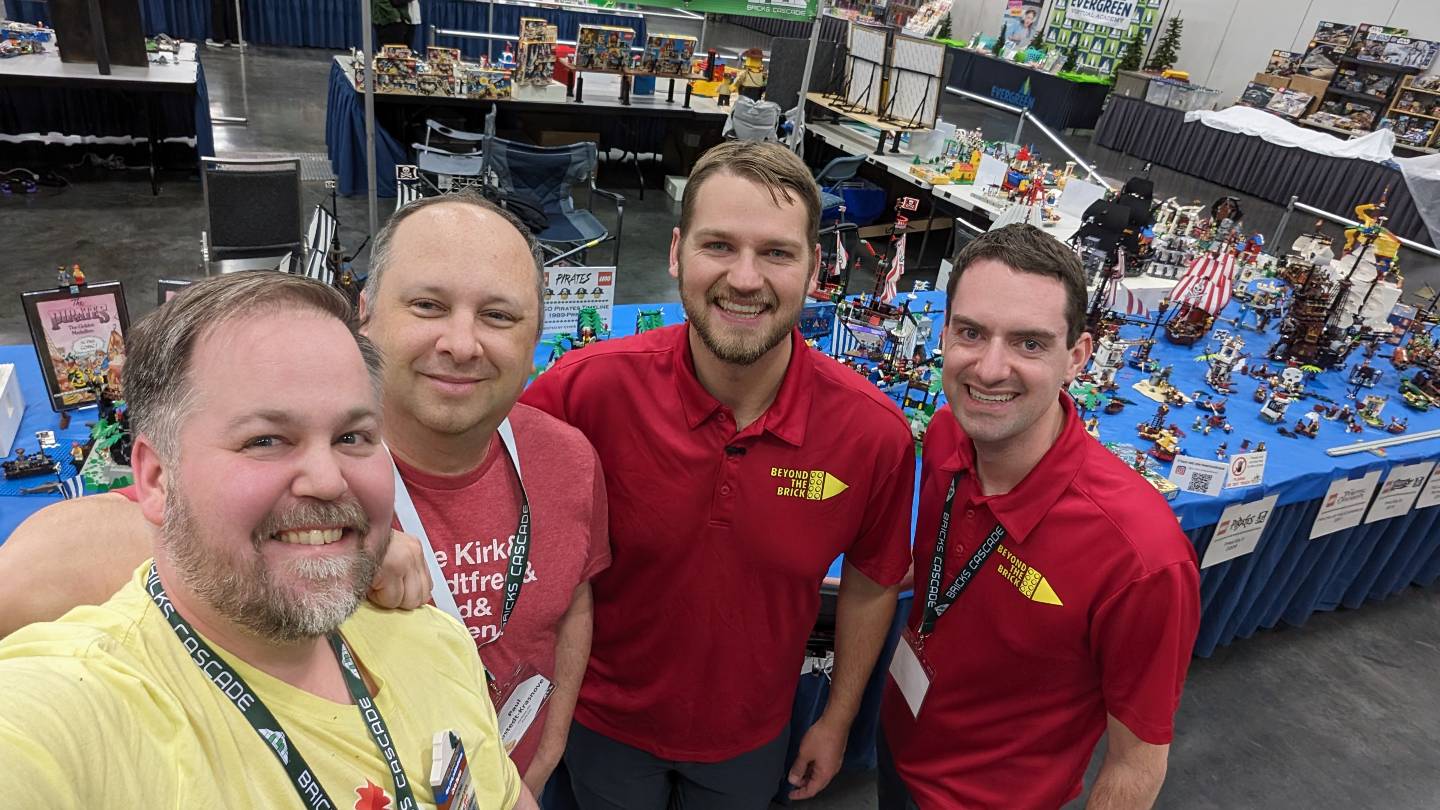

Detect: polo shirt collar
939,392,1086,544
671,324,813,446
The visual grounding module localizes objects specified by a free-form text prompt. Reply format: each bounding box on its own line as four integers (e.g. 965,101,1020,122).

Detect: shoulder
805,348,911,441
1065,438,1195,573
508,402,600,460
548,327,680,377
345,603,478,665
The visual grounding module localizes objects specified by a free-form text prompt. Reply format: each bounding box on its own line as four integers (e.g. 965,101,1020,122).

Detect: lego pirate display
1164,248,1238,347
811,225,858,303
1267,253,1355,370
574,24,637,73
1258,388,1293,424
639,33,698,77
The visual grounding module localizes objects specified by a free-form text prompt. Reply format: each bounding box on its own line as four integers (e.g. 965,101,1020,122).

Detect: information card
1310,470,1382,539
1364,461,1436,523
1202,494,1279,569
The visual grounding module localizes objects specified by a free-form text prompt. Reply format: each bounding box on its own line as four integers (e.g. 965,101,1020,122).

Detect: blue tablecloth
6,0,645,52
325,59,405,196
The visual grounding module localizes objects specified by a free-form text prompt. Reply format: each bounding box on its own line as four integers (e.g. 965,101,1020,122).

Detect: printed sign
1202,494,1279,569
542,266,616,339
1168,455,1228,498
1415,465,1440,510
1364,461,1436,523
1310,470,1381,539
1065,0,1137,31
1226,450,1267,489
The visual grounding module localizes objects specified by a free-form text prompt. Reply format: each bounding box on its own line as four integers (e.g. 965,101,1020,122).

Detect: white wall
945,0,1440,104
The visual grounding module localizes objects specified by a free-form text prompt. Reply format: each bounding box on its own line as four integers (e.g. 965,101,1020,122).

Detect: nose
291,440,349,503
434,311,482,365
972,338,1012,386
726,251,766,296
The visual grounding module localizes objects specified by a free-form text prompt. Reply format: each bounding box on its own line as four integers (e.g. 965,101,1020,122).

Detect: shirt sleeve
1090,560,1201,745
841,428,916,588
580,446,612,583
519,361,574,424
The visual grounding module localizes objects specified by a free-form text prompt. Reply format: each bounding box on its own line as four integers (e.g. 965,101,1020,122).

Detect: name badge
889,627,933,718
495,673,554,754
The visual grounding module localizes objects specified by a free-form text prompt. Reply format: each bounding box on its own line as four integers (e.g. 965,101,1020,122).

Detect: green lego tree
1116,29,1144,73
936,13,951,42
990,33,1005,57
1145,16,1184,72
1061,44,1078,73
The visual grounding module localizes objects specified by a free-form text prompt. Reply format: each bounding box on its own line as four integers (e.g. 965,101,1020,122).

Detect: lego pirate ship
1164,249,1237,346
1267,254,1353,369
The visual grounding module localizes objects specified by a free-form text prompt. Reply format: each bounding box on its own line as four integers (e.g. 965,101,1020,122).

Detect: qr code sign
1186,472,1214,493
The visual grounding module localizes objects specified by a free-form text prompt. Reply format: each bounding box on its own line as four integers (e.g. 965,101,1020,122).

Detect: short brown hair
124,271,382,462
947,224,1088,346
363,190,546,335
679,141,821,248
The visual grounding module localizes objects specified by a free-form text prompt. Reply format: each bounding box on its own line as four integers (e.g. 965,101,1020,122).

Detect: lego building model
516,17,558,87
639,33,698,77
574,24,636,73
354,44,513,100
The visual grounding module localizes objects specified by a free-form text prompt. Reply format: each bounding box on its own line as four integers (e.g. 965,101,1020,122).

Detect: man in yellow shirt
0,272,536,810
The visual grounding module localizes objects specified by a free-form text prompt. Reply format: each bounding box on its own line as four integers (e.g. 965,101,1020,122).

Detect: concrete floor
3,45,1439,809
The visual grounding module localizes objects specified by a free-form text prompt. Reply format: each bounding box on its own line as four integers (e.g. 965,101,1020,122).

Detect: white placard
1226,450,1268,489
1065,0,1138,30
1056,178,1108,218
1168,455,1228,498
846,24,888,115
1202,494,1279,569
1364,461,1437,524
885,35,946,129
1416,464,1440,510
935,259,954,298
1310,470,1382,539
542,266,616,338
974,154,1007,191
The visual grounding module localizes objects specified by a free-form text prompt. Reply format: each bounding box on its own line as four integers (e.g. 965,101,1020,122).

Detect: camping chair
482,136,624,268
814,154,867,224
200,156,304,274
411,110,495,193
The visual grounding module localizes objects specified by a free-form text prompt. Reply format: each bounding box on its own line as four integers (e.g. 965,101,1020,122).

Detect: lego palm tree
1144,17,1183,72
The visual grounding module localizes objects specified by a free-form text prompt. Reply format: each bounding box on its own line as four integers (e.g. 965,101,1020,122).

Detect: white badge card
889,630,932,718
1168,455,1228,498
1416,464,1440,510
1201,494,1278,569
1310,470,1382,540
495,673,554,754
1364,461,1436,524
1225,450,1268,489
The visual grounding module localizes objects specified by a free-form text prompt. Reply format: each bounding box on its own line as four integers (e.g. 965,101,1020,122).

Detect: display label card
1202,494,1279,569
542,266,616,339
1168,455,1228,497
1226,451,1268,489
934,259,954,298
1310,470,1382,539
1364,461,1436,523
1415,464,1440,510
1057,177,1108,218
974,154,1007,192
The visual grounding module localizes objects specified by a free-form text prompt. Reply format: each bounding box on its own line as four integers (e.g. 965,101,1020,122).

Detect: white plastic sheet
1183,106,1396,163
1394,151,1440,249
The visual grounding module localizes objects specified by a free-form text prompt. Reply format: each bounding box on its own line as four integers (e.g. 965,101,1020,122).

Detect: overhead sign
1065,0,1138,31
1202,494,1279,569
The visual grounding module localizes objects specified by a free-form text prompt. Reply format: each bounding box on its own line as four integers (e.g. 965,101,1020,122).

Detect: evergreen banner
1065,0,1137,31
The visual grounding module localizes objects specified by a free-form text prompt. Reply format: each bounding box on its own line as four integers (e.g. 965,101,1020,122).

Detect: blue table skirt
6,0,645,52
325,60,405,197
0,58,213,163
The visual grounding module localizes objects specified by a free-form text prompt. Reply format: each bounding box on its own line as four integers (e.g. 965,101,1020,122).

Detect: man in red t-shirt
878,224,1200,809
0,193,609,799
522,141,914,809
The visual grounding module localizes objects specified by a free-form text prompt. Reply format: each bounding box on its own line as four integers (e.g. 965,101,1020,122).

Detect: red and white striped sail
1169,251,1236,316
1105,280,1150,316
881,233,906,304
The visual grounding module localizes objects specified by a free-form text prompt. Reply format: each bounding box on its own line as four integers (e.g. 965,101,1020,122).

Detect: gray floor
3,45,1439,809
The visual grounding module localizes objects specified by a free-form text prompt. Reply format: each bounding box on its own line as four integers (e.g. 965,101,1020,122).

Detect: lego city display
574,24,636,74
20,279,129,413
639,33,698,78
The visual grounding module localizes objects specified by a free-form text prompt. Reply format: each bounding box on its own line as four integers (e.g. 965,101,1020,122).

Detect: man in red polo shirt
522,141,914,809
878,224,1200,810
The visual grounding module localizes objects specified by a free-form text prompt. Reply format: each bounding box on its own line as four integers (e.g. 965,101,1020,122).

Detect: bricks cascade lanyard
918,472,1007,636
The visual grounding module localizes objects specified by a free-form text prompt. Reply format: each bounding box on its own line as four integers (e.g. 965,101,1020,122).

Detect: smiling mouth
714,299,770,318
968,386,1018,403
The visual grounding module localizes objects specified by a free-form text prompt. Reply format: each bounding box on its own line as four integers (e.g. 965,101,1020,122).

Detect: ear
1067,331,1094,383
131,435,169,529
356,292,372,336
808,242,822,296
668,227,683,280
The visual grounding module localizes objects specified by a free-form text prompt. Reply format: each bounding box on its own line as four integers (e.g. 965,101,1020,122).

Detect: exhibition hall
1,0,1438,807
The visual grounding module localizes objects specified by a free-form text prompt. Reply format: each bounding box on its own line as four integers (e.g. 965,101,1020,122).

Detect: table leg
683,82,692,109
888,130,901,154
667,78,675,104
621,74,631,106
874,131,887,155
147,95,161,196
575,73,585,103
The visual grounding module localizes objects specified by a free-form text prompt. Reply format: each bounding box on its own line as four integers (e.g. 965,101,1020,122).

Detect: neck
688,328,793,430
152,557,345,699
971,399,1066,496
384,409,495,477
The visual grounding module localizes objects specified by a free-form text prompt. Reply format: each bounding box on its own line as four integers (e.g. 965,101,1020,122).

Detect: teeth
276,529,344,546
718,301,764,315
969,387,1017,403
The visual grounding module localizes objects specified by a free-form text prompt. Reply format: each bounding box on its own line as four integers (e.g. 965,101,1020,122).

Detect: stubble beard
678,257,800,366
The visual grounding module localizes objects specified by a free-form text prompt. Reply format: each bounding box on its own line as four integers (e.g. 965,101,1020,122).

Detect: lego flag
834,231,848,277
303,204,338,284
882,233,906,303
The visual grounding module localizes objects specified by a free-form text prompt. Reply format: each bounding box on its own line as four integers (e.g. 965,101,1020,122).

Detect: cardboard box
1114,70,1153,99
1288,75,1330,98
1252,72,1289,90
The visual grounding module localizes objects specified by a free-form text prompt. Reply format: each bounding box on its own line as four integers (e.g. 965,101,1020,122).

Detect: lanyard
391,419,530,645
919,473,1007,636
144,563,418,810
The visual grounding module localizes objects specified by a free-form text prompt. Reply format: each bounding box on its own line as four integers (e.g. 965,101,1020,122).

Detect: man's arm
1086,714,1170,810
0,493,154,639
522,581,592,797
788,561,901,799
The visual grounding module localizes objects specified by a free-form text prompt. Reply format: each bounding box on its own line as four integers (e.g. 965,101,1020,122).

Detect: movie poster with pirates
22,281,130,411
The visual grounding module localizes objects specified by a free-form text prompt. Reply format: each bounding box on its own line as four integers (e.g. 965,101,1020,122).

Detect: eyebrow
949,316,1059,343
402,284,525,308
691,228,808,253
227,406,379,432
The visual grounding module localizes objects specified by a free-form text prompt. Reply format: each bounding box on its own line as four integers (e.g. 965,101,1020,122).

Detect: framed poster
156,278,192,305
21,281,130,412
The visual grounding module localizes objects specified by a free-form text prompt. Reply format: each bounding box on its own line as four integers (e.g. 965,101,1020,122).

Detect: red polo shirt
881,396,1199,810
522,324,914,761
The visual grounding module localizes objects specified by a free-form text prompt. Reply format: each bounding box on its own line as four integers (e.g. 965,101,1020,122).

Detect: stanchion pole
361,0,379,242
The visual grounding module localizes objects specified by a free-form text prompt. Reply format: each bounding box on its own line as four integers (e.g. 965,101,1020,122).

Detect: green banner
592,0,818,23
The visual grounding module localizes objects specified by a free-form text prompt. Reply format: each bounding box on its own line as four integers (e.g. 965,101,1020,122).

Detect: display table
0,42,215,192
1094,95,1431,245
946,47,1112,131
325,58,726,196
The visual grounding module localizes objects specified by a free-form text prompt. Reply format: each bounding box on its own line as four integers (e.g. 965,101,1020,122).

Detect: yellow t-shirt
0,561,521,810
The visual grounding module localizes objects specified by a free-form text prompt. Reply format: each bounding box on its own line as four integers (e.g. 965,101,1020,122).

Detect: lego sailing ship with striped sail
1164,250,1237,346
